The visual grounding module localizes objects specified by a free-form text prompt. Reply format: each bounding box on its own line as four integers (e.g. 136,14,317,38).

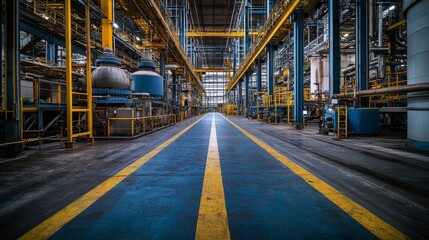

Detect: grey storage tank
404,0,429,152
92,47,129,90
131,52,163,99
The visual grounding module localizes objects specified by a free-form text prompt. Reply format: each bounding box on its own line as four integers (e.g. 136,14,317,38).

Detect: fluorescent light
113,23,119,29
136,36,141,41
344,33,349,37
388,5,395,11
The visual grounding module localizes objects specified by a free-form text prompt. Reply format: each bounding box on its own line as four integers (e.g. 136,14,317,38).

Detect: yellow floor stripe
19,115,208,240
220,114,408,240
195,114,230,240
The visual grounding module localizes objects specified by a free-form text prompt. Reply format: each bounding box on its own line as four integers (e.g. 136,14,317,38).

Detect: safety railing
227,0,300,92
149,0,203,92
20,0,97,48
107,114,177,138
225,104,237,115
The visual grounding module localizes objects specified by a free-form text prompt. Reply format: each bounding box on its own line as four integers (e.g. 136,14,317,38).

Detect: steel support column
356,0,369,107
257,57,262,92
101,0,113,49
267,43,274,95
293,9,304,129
329,0,340,97
86,0,94,143
160,53,168,113
238,81,243,115
0,0,3,110
245,74,249,117
5,0,22,155
65,0,74,148
233,40,237,75
181,3,186,49
172,70,177,113
244,1,250,53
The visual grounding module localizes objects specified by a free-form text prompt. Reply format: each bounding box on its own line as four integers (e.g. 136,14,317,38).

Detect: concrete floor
0,113,428,239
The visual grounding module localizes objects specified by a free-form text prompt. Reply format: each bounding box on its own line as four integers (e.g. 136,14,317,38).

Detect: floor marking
220,114,408,240
195,114,230,240
19,115,208,240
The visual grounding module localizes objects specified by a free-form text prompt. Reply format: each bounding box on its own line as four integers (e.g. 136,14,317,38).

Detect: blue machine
347,108,380,135
131,52,163,99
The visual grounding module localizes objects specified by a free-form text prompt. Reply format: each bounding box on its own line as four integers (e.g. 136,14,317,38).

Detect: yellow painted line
219,114,409,240
19,115,208,240
195,114,231,240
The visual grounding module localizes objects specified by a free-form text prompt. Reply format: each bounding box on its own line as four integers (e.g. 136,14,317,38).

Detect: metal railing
227,0,301,92
107,114,177,137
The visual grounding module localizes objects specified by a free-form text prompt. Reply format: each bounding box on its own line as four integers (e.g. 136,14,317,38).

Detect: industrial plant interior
1,0,429,239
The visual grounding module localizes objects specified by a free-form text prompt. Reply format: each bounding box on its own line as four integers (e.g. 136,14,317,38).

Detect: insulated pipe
378,4,383,47
329,0,340,96
293,9,304,129
333,83,429,98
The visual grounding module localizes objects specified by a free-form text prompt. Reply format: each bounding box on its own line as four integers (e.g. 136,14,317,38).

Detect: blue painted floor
48,113,377,239
7,113,411,239
52,117,212,239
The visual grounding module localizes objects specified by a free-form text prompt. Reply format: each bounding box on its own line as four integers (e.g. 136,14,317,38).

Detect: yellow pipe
86,0,94,141
227,0,301,92
131,120,135,137
101,0,113,49
57,84,61,108
186,31,259,37
194,69,232,73
65,0,74,147
72,131,92,138
107,119,111,137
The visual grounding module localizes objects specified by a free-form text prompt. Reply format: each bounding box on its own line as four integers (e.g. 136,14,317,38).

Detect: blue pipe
356,0,369,106
257,57,262,92
293,9,304,129
329,0,340,96
267,43,274,95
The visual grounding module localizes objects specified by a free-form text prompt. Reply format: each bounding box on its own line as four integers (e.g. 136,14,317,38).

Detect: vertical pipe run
233,40,237,75
293,9,304,129
245,74,249,117
356,0,369,106
86,0,94,142
244,1,249,53
267,43,274,96
181,3,186,49
238,81,243,114
65,0,74,148
329,0,340,97
172,71,177,113
378,4,383,47
5,0,22,154
257,57,262,92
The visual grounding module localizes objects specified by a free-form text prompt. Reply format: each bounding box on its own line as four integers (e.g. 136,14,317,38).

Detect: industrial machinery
92,48,154,137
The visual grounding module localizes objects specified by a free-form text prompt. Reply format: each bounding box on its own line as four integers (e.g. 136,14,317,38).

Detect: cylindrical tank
92,47,130,90
404,0,429,152
131,52,163,98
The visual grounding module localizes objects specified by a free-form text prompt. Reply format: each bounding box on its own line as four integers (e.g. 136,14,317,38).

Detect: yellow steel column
101,0,113,49
86,0,94,143
65,0,74,148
